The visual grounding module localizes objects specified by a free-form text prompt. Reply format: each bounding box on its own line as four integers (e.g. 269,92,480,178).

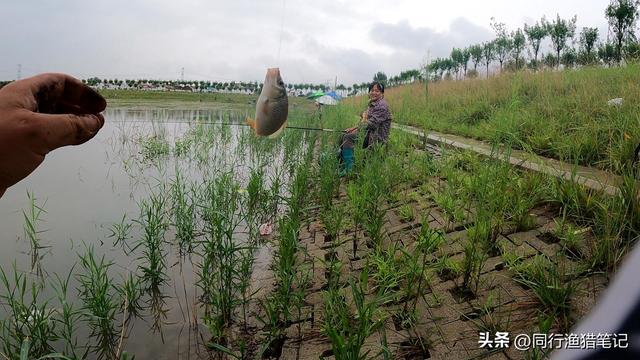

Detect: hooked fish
246,68,288,137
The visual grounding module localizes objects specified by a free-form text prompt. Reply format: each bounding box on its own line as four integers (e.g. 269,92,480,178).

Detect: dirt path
393,124,624,196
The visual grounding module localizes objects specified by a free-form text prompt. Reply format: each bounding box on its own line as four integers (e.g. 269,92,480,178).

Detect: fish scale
247,68,289,137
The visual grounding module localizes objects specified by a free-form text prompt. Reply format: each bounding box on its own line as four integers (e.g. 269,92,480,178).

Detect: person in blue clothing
339,81,392,176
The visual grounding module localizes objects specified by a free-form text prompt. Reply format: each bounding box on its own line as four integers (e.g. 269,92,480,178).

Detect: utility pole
17,64,21,80
181,67,184,82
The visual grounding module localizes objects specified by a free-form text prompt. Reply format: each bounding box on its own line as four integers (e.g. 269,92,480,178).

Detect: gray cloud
370,18,493,58
0,1,607,85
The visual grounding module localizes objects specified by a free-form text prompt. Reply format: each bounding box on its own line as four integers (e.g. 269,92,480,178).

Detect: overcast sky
1,0,613,85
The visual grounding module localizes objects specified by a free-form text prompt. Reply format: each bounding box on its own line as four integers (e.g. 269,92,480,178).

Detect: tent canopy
315,95,338,105
306,91,324,99
324,91,342,100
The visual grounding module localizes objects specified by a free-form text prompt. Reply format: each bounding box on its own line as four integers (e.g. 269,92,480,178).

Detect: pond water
0,104,310,359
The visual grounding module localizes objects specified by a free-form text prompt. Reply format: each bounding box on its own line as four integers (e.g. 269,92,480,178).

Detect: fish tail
246,117,256,131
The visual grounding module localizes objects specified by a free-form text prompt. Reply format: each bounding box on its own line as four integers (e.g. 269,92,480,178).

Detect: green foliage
197,174,250,342
0,266,59,360
138,136,170,161
512,28,527,69
77,246,120,360
579,27,599,58
544,14,577,67
22,192,48,273
323,271,387,360
373,71,388,86
508,255,575,324
524,20,548,64
606,0,640,62
134,192,168,290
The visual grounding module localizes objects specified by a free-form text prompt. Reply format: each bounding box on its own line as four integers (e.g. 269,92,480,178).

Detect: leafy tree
461,48,471,77
626,41,640,60
482,41,495,78
511,28,526,69
606,0,640,63
580,27,599,56
524,20,548,68
491,18,513,71
561,48,578,68
579,27,599,64
86,77,101,86
598,42,617,65
544,14,577,68
468,44,484,71
373,71,388,85
450,48,464,78
543,53,557,68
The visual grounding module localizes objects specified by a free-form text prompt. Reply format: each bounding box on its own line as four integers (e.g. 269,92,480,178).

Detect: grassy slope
339,65,640,175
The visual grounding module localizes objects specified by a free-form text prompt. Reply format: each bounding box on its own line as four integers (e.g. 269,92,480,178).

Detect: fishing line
109,119,336,132
277,0,286,66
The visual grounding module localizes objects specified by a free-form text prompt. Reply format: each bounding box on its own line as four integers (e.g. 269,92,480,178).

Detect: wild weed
115,272,144,321
321,204,345,244
53,270,87,359
22,192,48,274
323,271,387,360
317,146,340,212
434,254,460,281
369,246,403,298
0,265,58,359
139,135,170,161
403,222,443,313
398,204,415,222
76,246,120,360
171,170,196,256
347,182,367,257
134,191,169,290
460,238,486,295
466,292,511,335
509,255,575,328
108,215,133,253
198,174,247,342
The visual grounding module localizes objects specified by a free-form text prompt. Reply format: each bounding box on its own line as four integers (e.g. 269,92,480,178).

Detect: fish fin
267,119,288,139
246,117,256,131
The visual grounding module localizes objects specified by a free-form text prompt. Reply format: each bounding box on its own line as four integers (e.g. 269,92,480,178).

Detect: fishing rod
188,121,337,132
110,119,338,132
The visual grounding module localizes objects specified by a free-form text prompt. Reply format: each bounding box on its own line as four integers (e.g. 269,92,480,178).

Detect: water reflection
0,105,308,359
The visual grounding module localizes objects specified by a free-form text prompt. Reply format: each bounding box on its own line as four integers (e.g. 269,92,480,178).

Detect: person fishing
338,81,392,176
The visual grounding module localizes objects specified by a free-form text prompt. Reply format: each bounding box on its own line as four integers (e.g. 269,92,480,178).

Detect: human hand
0,73,106,197
360,111,368,123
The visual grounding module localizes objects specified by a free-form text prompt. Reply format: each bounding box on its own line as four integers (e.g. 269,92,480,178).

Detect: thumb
34,112,105,151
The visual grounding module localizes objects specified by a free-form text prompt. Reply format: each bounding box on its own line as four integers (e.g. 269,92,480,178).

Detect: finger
3,73,106,114
33,111,105,151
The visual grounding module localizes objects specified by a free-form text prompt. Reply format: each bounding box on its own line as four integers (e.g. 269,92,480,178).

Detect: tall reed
22,192,47,274
134,191,169,290
76,246,120,360
0,265,58,359
198,173,248,343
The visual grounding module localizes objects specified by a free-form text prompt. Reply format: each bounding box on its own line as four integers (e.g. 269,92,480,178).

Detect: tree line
429,0,639,80
375,0,640,85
